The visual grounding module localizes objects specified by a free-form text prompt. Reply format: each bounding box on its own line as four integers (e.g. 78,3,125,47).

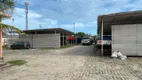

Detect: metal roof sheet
23,28,74,35
98,10,142,35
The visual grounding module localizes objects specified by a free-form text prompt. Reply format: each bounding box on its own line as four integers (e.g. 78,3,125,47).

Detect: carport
98,10,142,56
8,28,74,48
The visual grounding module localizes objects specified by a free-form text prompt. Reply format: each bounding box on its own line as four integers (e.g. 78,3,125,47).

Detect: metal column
63,33,64,47
101,18,104,56
54,30,56,34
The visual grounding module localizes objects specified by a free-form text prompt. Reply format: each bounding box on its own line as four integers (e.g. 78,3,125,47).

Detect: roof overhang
98,10,142,35
23,28,74,35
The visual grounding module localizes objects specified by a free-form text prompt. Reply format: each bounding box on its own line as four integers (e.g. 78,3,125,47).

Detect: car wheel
26,46,30,49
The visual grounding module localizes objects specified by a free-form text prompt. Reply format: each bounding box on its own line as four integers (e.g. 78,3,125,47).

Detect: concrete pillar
55,30,56,34
31,34,33,48
75,36,76,44
101,18,104,56
0,29,2,58
66,36,69,45
63,33,64,47
65,36,67,45
76,37,78,44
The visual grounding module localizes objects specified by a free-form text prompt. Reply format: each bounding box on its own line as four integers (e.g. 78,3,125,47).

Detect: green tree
0,0,22,58
75,32,85,37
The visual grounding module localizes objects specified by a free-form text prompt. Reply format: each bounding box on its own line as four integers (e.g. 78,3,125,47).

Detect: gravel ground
0,45,142,80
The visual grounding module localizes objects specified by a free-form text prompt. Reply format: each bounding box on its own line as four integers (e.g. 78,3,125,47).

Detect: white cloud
60,24,72,28
15,0,32,6
42,19,58,25
75,23,84,27
14,0,142,22
60,22,84,28
14,8,42,19
92,21,97,24
3,0,142,35
29,11,42,19
3,7,55,30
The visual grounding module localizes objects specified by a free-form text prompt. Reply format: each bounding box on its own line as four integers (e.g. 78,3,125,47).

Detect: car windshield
14,41,24,45
97,36,111,40
82,38,89,40
103,36,111,40
83,38,89,39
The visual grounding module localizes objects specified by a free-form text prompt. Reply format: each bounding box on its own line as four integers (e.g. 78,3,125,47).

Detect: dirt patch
0,63,7,69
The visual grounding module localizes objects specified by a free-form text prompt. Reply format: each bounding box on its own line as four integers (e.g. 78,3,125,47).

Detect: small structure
8,28,74,48
98,10,142,56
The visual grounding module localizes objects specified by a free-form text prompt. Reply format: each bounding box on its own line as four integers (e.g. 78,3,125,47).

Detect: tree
0,0,22,59
75,32,85,37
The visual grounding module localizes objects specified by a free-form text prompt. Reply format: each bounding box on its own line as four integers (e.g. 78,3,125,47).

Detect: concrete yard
0,45,142,80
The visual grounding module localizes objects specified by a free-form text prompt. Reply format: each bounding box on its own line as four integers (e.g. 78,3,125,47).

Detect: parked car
10,41,30,49
81,37,93,45
95,35,111,49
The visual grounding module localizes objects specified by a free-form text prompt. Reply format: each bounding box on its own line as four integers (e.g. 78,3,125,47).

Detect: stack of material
111,51,127,60
0,63,7,69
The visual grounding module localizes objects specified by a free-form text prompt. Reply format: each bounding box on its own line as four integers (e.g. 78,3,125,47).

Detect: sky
2,0,142,35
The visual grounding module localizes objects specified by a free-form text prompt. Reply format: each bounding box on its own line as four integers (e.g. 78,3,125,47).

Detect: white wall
8,34,61,48
112,24,142,56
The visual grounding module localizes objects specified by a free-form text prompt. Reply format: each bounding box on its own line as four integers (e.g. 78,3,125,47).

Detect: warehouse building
8,28,74,48
98,10,142,56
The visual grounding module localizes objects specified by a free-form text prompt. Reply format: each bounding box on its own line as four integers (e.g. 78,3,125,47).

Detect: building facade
98,11,142,56
8,28,74,48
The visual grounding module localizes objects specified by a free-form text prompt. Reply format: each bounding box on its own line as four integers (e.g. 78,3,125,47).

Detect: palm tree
0,0,22,59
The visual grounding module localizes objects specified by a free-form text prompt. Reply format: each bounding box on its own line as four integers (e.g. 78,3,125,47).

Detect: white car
81,38,93,45
95,35,111,49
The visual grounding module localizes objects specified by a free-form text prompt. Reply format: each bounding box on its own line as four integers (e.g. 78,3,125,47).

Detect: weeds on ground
60,45,76,48
40,45,76,50
7,60,27,67
2,45,8,49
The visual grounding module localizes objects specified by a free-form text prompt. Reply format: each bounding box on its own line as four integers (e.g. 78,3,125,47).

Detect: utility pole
25,1,29,30
101,18,104,56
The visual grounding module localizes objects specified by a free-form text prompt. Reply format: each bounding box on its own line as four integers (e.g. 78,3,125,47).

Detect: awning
10,28,74,35
98,10,142,35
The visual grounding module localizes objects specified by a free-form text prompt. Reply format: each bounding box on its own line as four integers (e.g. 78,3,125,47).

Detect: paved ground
0,45,142,80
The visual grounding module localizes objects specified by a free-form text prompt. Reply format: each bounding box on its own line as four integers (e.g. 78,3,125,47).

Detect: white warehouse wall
8,34,61,48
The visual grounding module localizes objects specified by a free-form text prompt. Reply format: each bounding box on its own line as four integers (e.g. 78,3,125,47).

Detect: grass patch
7,60,27,67
40,44,77,50
2,45,8,49
40,48,58,50
61,45,76,48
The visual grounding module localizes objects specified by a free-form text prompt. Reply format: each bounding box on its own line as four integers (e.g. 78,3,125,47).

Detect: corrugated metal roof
23,28,74,35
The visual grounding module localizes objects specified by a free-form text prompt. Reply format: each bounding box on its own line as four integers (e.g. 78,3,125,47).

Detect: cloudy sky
2,0,142,35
